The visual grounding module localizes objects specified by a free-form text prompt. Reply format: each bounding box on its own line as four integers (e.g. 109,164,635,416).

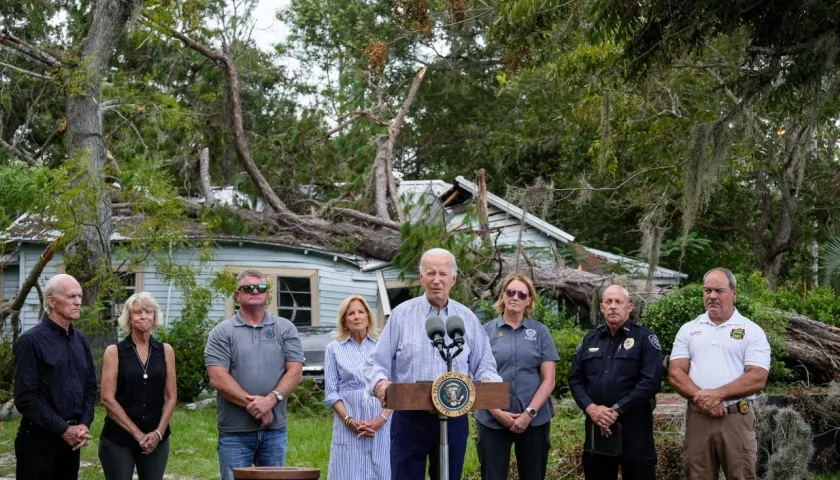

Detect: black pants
99,435,171,480
477,421,551,480
15,422,80,480
582,451,657,480
390,411,468,480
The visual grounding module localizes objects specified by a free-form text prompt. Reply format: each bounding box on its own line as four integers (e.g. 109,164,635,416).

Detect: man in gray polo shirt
205,269,304,480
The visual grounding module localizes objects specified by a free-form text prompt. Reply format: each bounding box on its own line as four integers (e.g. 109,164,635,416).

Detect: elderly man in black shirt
569,285,663,480
14,273,97,480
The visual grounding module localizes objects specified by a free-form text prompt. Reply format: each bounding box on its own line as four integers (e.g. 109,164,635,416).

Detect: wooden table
232,467,321,479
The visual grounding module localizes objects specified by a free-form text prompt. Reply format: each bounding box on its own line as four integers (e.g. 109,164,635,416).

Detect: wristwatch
611,403,622,415
272,390,284,403
525,407,537,418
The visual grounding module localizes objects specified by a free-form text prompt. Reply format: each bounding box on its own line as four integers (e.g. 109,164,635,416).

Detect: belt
688,399,752,415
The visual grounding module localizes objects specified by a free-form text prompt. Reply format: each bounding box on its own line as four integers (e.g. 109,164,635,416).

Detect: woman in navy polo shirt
475,273,559,480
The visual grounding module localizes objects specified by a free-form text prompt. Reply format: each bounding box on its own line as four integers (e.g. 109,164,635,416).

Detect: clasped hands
245,393,277,428
585,404,618,438
345,415,387,438
693,388,727,417
132,429,162,455
62,424,92,451
490,409,532,434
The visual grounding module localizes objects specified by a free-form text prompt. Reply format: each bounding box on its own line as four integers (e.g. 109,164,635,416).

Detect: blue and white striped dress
324,336,390,480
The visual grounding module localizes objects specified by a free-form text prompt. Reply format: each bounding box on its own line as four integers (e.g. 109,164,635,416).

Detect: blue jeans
218,429,287,480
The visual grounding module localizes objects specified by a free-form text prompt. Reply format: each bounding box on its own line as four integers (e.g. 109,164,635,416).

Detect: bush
0,341,14,402
156,285,214,403
287,377,329,416
157,313,211,403
552,328,587,395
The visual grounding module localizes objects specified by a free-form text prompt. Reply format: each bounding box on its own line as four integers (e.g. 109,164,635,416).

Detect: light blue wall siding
15,246,65,331
13,242,382,333
2,267,19,302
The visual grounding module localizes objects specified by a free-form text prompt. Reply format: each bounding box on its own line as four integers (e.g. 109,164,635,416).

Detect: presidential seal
431,371,476,418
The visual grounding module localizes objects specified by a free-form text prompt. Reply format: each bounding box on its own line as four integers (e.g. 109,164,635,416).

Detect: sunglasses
239,284,269,294
505,289,529,300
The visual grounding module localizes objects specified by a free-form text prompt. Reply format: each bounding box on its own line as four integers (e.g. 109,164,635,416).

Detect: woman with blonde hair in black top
99,292,177,480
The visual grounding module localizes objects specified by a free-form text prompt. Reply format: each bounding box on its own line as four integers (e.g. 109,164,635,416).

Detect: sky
250,0,291,52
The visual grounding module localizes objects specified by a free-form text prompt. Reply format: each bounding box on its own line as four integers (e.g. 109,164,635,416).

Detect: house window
225,267,320,326
277,276,312,327
110,270,141,318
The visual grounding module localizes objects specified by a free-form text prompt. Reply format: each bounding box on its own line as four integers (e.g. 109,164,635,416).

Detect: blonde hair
117,292,163,334
494,273,537,317
334,295,378,341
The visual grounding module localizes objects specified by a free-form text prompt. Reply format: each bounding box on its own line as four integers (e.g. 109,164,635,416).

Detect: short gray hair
418,248,458,275
703,268,737,290
117,292,163,334
236,269,268,287
43,274,77,314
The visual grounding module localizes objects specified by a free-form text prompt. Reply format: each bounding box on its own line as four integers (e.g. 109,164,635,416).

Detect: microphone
446,316,465,348
425,316,447,359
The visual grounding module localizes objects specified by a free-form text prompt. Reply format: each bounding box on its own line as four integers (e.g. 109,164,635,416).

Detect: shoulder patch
649,335,661,350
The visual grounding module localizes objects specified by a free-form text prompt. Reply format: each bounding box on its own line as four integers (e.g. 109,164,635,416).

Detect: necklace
133,344,150,379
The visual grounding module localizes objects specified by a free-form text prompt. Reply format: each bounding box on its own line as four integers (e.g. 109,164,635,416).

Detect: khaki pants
684,406,757,480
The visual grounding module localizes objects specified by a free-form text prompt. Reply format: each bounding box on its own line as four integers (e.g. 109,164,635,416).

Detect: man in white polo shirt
669,268,771,480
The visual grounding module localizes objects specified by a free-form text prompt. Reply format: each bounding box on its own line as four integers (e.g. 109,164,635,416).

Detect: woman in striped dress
324,295,391,480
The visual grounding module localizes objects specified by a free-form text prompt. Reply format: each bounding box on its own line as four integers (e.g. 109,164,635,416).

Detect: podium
386,380,510,480
233,467,320,479
385,381,510,411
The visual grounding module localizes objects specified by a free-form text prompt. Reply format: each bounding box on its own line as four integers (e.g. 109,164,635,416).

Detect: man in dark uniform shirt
14,274,97,480
569,285,663,480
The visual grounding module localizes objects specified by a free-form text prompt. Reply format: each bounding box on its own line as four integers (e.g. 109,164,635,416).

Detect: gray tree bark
64,0,142,306
199,147,216,207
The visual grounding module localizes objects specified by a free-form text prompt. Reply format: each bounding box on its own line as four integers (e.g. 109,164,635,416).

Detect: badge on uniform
588,347,600,352
623,338,634,350
649,335,661,350
498,332,503,337
737,398,750,414
730,328,745,340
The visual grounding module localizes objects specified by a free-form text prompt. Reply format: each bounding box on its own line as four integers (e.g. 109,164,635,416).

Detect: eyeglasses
239,284,269,294
505,289,528,300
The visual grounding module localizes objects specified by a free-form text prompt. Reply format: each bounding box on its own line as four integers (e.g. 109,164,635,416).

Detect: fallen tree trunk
779,311,840,382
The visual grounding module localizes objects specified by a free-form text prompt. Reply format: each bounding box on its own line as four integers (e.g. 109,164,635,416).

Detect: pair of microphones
425,316,465,362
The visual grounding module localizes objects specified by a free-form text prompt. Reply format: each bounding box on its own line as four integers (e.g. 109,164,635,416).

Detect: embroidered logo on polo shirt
690,330,703,336
265,328,275,340
525,329,537,341
730,328,745,340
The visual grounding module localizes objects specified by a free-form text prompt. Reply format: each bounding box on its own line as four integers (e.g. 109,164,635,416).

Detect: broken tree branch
0,27,62,69
0,137,35,165
0,59,53,80
0,236,62,344
34,119,67,161
332,207,401,230
147,18,292,216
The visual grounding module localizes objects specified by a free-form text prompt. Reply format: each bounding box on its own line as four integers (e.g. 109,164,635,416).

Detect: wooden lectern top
386,381,509,411
232,467,321,479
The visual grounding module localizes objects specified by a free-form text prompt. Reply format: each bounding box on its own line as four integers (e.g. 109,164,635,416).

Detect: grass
0,403,835,479
0,405,583,479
